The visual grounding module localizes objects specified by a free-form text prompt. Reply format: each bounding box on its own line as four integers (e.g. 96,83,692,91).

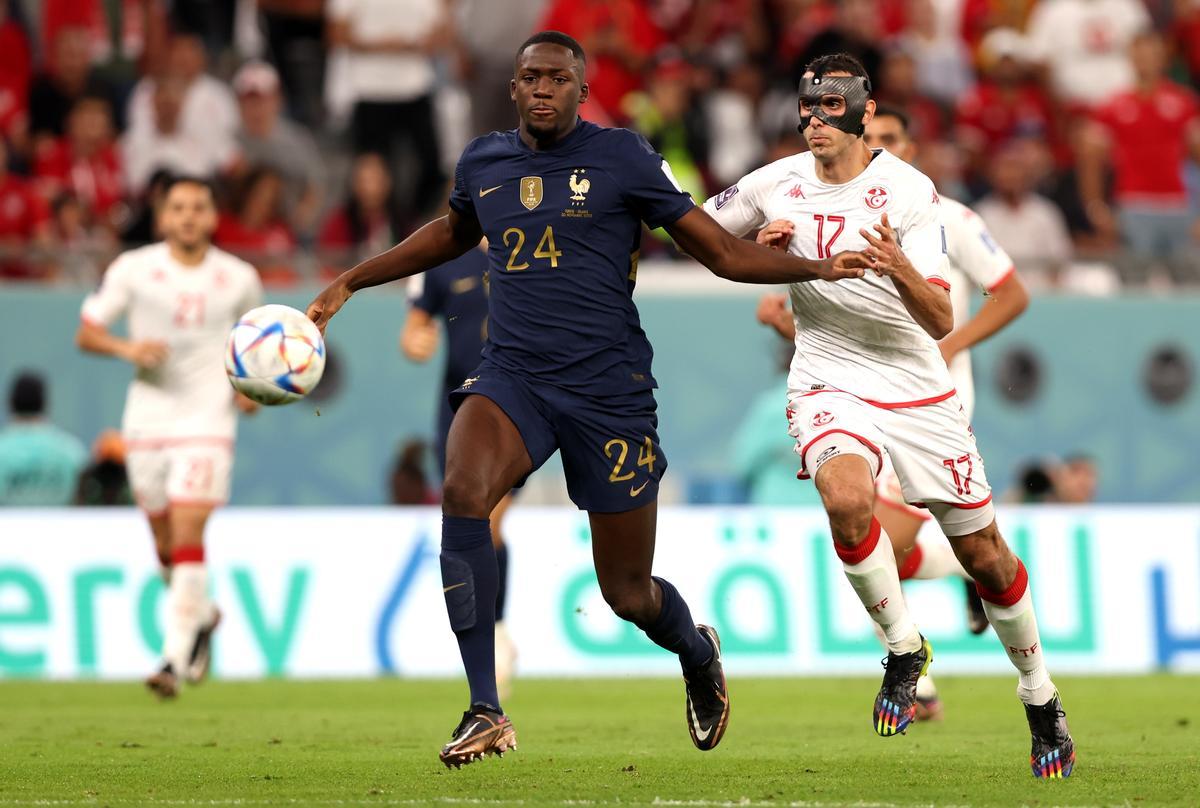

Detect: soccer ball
225,304,326,405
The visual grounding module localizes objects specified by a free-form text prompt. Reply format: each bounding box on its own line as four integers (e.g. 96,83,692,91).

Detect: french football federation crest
569,170,590,202
520,176,543,210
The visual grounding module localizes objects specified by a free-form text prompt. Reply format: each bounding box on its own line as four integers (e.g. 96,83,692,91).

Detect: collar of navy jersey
512,117,590,155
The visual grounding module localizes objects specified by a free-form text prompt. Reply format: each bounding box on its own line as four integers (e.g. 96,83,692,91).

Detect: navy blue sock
637,576,713,671
440,515,500,712
494,541,509,622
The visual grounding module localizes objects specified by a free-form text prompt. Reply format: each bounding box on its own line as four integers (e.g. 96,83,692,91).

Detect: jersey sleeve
408,266,446,316
238,265,264,315
618,132,695,230
896,180,950,288
448,141,477,220
80,255,135,326
944,202,1015,293
701,164,773,238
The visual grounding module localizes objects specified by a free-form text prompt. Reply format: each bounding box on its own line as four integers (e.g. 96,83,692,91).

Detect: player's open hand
400,321,439,362
306,280,352,335
234,392,260,415
123,339,169,370
821,250,870,281
756,219,794,252
858,213,912,278
756,292,789,327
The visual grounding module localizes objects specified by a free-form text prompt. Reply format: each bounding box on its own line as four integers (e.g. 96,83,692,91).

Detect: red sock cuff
172,546,205,565
835,517,882,565
897,543,924,581
976,558,1028,607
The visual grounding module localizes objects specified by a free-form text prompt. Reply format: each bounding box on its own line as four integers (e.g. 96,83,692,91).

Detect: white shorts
876,461,932,523
125,439,234,515
786,390,994,536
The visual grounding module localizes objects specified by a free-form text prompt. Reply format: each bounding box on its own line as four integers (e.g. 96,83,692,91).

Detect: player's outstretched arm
307,209,483,333
666,208,869,284
75,321,168,369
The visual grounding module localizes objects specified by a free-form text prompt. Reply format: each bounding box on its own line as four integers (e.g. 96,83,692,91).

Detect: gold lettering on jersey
520,176,543,210
450,277,479,294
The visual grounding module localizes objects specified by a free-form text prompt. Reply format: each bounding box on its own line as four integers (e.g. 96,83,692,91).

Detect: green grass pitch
1,675,1196,806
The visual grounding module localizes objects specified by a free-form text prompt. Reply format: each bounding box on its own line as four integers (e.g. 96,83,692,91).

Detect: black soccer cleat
439,704,516,769
964,580,989,635
683,624,730,751
873,635,932,736
1026,692,1075,778
186,607,221,684
145,663,178,700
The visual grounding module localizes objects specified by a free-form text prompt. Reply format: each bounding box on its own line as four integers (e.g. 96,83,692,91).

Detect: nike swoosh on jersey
479,185,503,197
443,582,467,593
689,700,712,742
630,481,649,497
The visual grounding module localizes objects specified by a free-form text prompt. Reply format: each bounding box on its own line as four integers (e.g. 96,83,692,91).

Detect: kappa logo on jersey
864,185,890,210
520,176,543,211
714,185,739,209
151,268,166,283
786,183,806,199
931,188,941,205
811,410,835,427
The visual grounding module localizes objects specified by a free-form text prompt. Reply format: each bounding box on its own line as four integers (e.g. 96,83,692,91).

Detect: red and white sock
898,536,970,581
838,518,922,654
978,559,1057,705
163,546,208,674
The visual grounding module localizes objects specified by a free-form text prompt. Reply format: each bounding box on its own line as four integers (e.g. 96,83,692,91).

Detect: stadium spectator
215,167,295,283
259,0,328,129
0,137,52,279
794,0,884,95
126,34,238,145
622,55,708,199
874,44,945,143
703,59,766,189
1080,31,1200,261
121,76,236,195
33,96,124,233
40,0,167,80
74,428,134,506
120,168,172,246
44,191,115,282
975,141,1077,288
27,25,120,147
895,0,974,107
455,0,549,136
0,371,87,506
538,0,664,123
1054,454,1099,503
318,152,403,266
954,29,1056,181
0,1,32,152
1026,0,1151,109
232,60,323,239
327,0,449,221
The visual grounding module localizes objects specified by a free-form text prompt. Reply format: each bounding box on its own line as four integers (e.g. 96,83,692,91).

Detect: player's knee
441,472,493,519
823,489,875,546
600,582,655,625
953,526,1009,577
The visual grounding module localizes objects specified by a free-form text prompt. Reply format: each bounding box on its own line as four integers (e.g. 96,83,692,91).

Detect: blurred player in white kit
755,105,1030,720
76,177,262,698
705,54,1074,778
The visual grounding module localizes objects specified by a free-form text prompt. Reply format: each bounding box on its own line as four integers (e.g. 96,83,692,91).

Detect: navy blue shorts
448,361,667,513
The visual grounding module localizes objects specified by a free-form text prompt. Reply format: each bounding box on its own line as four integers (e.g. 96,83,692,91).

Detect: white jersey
704,149,952,405
81,243,262,444
940,196,1016,417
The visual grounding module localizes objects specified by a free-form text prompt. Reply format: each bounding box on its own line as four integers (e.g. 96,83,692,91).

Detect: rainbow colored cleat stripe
874,696,916,736
1032,747,1075,779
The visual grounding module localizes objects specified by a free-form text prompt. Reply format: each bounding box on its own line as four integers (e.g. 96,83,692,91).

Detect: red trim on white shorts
125,437,234,450
168,497,226,508
986,266,1017,294
140,506,168,519
876,493,933,521
945,494,993,510
927,278,951,291
798,387,958,410
798,428,884,480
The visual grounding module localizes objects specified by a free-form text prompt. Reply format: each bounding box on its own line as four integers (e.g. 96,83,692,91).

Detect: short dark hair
516,31,586,68
805,52,871,84
871,104,910,132
10,371,46,416
162,175,217,201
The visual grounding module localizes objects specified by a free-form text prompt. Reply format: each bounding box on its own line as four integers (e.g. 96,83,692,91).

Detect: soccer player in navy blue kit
308,31,869,767
401,244,520,695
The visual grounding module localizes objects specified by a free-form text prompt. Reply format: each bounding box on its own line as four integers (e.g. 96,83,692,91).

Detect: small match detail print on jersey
714,185,739,209
864,185,890,210
520,176,543,211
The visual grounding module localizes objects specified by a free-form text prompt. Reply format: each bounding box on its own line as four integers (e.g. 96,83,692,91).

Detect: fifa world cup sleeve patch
714,185,739,210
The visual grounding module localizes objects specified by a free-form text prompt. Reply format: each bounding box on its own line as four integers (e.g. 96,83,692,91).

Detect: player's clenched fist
306,280,353,335
756,219,795,251
121,340,169,369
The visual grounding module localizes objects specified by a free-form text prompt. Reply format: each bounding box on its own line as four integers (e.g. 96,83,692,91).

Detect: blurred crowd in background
1,0,1200,290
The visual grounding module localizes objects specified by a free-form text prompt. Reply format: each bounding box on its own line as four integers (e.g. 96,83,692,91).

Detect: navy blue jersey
449,120,694,395
408,248,490,391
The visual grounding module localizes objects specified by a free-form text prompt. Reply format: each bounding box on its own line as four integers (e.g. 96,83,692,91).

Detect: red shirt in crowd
0,17,31,138
215,213,295,283
33,139,124,219
0,174,50,278
538,0,664,123
955,82,1057,153
1093,80,1200,205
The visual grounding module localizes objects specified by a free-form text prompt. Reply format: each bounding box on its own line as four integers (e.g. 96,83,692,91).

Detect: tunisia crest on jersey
864,185,890,211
